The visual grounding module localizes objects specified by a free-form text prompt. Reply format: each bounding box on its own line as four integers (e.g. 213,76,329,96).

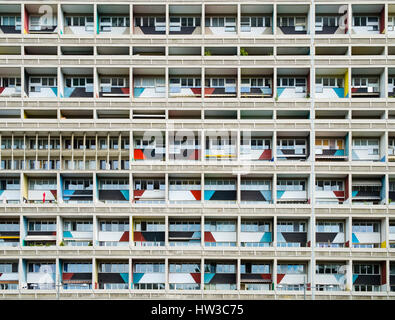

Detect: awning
24,236,56,241
62,280,92,284
241,279,272,283
352,180,381,187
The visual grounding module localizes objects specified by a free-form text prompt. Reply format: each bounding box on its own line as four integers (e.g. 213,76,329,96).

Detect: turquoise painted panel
352,274,358,284
134,88,145,98
277,87,285,97
334,149,345,156
63,231,73,238
277,190,285,199
120,273,129,283
352,233,359,243
333,88,345,98
120,190,129,201
352,190,358,197
133,273,144,284
204,190,215,201
260,190,272,201
204,273,215,284
260,232,272,243
64,87,75,98
50,87,58,96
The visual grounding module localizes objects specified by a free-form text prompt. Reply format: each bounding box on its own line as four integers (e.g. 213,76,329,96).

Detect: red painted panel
133,190,145,199
24,8,29,34
259,149,272,160
134,149,145,160
344,177,349,200
121,87,130,95
0,88,5,94
62,273,74,281
381,261,386,284
188,149,200,160
380,8,385,34
204,232,215,242
190,88,202,96
260,273,272,280
50,190,57,200
333,191,345,198
119,231,129,242
277,274,285,284
190,190,201,201
133,232,145,242
204,88,215,97
191,272,201,284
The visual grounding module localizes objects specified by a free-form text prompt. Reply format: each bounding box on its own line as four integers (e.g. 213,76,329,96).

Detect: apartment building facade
1,0,395,300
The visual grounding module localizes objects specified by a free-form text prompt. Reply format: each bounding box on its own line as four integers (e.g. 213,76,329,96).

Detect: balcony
240,68,273,98
352,221,382,248
352,178,384,205
169,262,201,290
25,262,56,290
27,177,57,204
132,261,165,290
97,5,130,36
315,263,347,292
61,4,94,36
0,4,21,34
98,67,129,98
315,135,348,161
240,221,272,247
351,4,384,35
352,262,384,292
205,5,237,37
133,5,165,35
133,68,165,99
204,262,236,290
0,177,20,204
97,262,129,290
133,178,165,204
0,262,18,290
133,220,165,247
316,221,346,248
205,132,237,161
169,5,201,36
352,136,383,162
25,68,58,98
62,177,93,203
62,262,92,290
97,220,129,247
133,133,166,162
169,178,201,204
351,68,385,98
24,221,57,247
389,6,395,36
240,133,272,161
62,220,93,247
315,5,347,35
0,68,21,98
169,131,200,161
315,177,348,205
277,135,309,161
277,4,310,35
25,4,58,34
276,264,307,291
0,220,19,247
204,178,236,204
97,177,129,203
389,69,395,98
276,68,309,100
277,221,308,247
315,68,348,99
61,68,94,98
241,179,272,204
240,262,272,291
240,5,273,36
169,220,201,247
204,68,237,98
169,68,201,98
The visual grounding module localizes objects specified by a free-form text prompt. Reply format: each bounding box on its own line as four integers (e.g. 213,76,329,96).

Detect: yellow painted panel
323,140,329,146
381,241,386,248
344,69,349,97
315,139,321,146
